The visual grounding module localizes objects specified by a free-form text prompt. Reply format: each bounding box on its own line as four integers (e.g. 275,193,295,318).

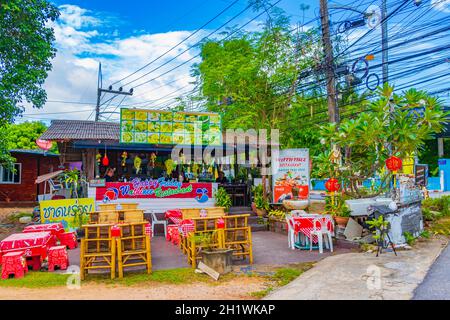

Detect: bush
422,196,450,221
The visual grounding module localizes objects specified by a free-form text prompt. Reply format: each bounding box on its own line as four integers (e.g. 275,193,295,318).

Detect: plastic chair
285,214,295,250
310,217,334,254
150,211,167,238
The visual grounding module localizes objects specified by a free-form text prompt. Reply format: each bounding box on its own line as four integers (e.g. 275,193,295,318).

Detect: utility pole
320,0,339,123
381,0,389,85
95,62,133,121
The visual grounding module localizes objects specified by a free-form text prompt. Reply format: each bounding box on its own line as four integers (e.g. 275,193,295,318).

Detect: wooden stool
1,251,27,280
48,246,69,271
26,256,42,271
58,232,78,249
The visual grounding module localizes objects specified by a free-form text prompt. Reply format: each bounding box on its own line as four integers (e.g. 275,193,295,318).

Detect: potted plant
63,169,87,238
254,194,269,217
215,187,232,212
325,192,351,228
194,232,233,274
251,185,269,216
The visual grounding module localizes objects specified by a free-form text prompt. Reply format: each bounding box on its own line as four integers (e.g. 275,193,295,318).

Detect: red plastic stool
166,225,178,242
26,256,42,271
48,246,69,271
58,232,78,249
1,251,27,280
170,227,180,245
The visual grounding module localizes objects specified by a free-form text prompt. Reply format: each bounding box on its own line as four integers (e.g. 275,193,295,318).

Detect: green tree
0,0,59,165
315,85,448,198
5,121,57,152
192,7,321,137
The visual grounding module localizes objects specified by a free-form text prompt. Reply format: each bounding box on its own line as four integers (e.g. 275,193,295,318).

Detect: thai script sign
95,178,213,203
40,198,94,232
271,149,310,203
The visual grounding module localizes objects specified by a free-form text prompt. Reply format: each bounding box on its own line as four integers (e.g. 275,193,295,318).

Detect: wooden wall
0,153,61,202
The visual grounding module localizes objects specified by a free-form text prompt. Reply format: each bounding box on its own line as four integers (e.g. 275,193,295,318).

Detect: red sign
95,178,213,203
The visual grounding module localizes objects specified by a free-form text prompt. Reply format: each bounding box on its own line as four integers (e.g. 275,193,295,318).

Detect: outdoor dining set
286,211,335,254
161,207,253,268
0,222,77,280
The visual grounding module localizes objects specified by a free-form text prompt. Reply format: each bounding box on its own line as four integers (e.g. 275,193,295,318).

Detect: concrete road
413,243,450,300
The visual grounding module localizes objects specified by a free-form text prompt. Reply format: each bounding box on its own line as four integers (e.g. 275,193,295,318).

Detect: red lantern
325,178,340,192
110,225,121,237
386,156,402,172
102,154,109,166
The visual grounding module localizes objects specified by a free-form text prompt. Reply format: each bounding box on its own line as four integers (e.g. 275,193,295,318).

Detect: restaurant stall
38,109,268,212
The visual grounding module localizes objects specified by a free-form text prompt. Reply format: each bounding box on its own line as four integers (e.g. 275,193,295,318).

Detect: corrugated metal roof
9,149,59,157
39,120,119,141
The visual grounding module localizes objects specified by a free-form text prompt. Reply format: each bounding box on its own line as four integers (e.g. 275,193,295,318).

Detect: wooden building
0,149,60,204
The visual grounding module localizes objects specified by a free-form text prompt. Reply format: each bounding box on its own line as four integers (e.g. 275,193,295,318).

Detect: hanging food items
165,159,175,176
96,152,101,165
121,151,128,167
102,154,109,166
150,152,157,167
134,155,142,175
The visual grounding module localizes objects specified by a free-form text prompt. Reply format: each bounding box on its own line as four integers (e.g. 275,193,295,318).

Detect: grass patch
6,212,33,223
86,267,238,286
0,272,70,288
428,217,450,236
250,263,314,299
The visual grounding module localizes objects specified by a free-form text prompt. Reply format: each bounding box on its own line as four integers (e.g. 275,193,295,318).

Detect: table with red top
292,215,334,243
23,223,64,247
167,217,195,237
0,232,52,269
23,223,64,235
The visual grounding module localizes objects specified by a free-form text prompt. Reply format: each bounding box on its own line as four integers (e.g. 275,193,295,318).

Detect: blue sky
20,0,450,123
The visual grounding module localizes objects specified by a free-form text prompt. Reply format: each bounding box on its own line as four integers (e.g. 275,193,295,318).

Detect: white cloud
22,4,203,123
431,0,450,13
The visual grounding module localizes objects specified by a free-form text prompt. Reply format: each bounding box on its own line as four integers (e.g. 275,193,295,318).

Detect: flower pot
334,216,350,228
251,202,257,214
201,249,233,274
255,208,266,217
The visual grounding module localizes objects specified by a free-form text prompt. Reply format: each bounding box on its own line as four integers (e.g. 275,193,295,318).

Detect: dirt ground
0,277,267,300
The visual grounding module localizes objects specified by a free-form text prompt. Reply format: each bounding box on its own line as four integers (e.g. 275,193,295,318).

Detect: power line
110,0,241,87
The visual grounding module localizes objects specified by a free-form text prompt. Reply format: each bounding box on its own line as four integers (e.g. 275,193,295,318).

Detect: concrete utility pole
95,62,133,121
381,0,389,85
320,0,339,123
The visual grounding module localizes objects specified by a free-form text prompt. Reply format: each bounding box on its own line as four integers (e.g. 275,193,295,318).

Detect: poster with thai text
40,198,94,232
271,149,310,203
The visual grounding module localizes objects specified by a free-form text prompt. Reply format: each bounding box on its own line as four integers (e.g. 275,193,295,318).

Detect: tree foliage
315,84,448,198
192,6,321,136
0,0,59,164
5,121,57,152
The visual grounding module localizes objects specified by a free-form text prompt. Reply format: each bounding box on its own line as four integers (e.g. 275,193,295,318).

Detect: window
0,164,21,184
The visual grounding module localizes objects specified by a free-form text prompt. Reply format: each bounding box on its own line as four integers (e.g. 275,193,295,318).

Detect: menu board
120,108,222,145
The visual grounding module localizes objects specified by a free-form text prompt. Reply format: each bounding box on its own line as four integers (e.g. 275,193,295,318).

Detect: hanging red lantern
102,154,109,166
325,178,340,192
386,156,402,172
